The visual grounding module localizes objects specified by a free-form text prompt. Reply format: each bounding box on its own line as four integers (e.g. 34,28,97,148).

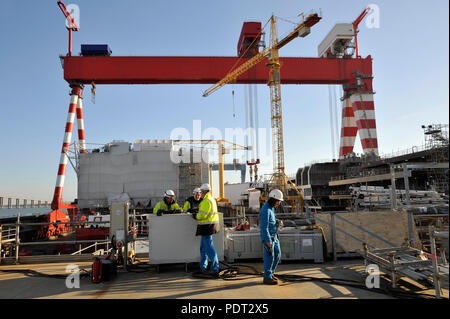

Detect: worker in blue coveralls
259,189,284,285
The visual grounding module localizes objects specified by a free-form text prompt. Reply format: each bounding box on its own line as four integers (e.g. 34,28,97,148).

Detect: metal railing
330,167,392,181
70,241,111,255
0,226,16,244
303,158,335,166
0,217,112,264
376,144,428,161
313,210,405,261
301,142,444,169
0,212,153,263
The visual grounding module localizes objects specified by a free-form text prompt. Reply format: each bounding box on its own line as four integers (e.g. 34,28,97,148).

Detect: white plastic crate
224,227,324,263
279,228,324,263
224,228,263,262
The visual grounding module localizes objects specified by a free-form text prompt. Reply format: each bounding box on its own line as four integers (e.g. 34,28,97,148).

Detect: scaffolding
422,124,449,194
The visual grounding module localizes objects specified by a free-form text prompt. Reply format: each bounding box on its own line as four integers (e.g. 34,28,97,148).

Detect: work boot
263,278,278,285
192,270,209,278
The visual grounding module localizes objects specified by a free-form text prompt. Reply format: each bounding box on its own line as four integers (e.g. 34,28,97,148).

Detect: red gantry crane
51,2,377,218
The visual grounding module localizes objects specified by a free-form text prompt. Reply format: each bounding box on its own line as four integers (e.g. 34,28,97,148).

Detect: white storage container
148,213,224,264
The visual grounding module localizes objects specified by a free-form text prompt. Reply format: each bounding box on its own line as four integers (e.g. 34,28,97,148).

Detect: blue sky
0,0,448,202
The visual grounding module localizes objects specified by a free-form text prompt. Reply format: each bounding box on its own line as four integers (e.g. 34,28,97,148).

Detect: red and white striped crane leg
339,98,358,159
51,85,83,210
76,94,86,153
350,92,378,156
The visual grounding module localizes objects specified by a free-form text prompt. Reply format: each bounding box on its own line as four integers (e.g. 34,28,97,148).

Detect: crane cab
237,22,262,57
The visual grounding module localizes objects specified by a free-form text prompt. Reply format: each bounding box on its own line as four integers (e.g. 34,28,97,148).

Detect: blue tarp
80,44,112,56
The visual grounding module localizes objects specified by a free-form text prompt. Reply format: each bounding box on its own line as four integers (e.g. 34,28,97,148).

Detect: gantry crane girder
56,52,374,211
62,55,373,90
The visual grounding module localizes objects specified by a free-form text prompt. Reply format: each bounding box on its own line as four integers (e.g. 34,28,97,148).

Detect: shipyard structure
0,4,448,299
77,140,209,211
296,124,449,212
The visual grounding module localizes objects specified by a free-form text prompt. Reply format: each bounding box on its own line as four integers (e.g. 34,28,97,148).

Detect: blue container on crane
80,44,112,56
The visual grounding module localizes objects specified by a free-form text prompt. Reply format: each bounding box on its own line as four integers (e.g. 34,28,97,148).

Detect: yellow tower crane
203,12,321,211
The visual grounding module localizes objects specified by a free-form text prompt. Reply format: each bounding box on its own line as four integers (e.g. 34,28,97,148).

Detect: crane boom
276,13,321,49
202,47,271,97
202,13,321,97
353,7,371,58
57,1,79,56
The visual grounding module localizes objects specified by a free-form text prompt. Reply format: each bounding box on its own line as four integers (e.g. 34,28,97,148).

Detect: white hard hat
164,189,175,197
200,183,211,191
193,187,201,194
269,189,284,201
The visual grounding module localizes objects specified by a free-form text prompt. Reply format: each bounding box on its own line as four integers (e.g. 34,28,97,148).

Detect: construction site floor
0,258,447,300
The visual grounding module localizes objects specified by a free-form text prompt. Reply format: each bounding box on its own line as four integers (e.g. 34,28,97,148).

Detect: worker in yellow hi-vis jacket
183,188,202,213
153,190,182,215
191,183,220,278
